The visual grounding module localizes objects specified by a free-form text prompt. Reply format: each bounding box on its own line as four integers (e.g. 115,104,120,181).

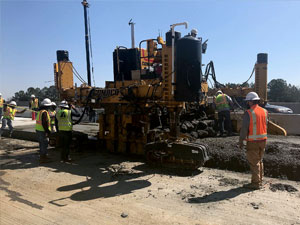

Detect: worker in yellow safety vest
239,92,268,190
29,94,39,120
214,90,234,137
0,101,26,138
55,100,80,162
49,102,57,132
0,93,5,121
36,98,53,163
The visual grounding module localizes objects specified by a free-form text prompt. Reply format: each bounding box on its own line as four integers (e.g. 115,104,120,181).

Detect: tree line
13,86,59,102
224,79,300,102
11,79,300,103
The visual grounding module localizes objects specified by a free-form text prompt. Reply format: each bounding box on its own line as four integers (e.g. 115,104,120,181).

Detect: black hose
204,61,225,88
241,63,256,86
73,88,95,125
232,97,245,110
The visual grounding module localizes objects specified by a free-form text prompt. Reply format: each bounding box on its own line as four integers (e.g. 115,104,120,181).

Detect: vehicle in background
264,103,293,114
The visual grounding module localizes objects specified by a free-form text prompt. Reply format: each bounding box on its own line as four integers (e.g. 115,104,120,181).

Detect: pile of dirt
200,137,300,181
269,183,298,192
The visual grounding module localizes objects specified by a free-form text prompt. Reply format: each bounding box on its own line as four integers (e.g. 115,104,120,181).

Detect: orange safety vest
246,104,268,142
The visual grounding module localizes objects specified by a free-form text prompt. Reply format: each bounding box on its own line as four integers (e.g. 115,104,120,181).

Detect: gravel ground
199,135,300,181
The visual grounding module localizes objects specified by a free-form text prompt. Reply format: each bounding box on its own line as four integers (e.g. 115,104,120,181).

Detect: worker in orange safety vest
239,92,268,190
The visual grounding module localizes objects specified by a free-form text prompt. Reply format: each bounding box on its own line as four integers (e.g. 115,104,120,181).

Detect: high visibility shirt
36,110,51,132
3,106,17,120
49,110,56,125
0,97,3,108
246,104,268,142
215,94,230,112
56,109,72,131
30,98,39,109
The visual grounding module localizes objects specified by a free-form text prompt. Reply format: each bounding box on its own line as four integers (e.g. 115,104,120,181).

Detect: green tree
268,79,300,102
14,86,59,102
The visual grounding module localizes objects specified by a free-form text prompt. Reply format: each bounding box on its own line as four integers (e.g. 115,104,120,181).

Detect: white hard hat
216,90,223,96
59,100,69,108
41,98,52,106
31,94,35,98
51,102,57,107
0,93,2,96
10,101,17,106
245,92,260,101
191,28,198,35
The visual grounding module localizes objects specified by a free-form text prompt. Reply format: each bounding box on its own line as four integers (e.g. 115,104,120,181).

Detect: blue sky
0,0,300,99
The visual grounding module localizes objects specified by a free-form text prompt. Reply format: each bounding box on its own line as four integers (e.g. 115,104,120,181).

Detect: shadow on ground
0,138,200,205
187,187,253,204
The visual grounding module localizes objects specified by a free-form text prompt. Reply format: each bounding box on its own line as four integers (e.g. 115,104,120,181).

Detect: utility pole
129,19,135,48
82,0,91,86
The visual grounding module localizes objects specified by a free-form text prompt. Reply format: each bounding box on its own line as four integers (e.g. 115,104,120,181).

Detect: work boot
61,156,73,163
64,157,73,163
243,183,262,190
39,155,52,164
218,132,224,137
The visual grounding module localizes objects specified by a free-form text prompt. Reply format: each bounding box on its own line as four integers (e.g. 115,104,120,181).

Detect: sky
0,0,300,99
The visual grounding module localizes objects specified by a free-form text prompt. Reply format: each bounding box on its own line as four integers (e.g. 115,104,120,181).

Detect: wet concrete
200,136,300,181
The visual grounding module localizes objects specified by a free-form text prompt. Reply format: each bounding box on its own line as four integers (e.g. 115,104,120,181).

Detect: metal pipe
82,0,91,86
129,19,135,48
170,22,188,95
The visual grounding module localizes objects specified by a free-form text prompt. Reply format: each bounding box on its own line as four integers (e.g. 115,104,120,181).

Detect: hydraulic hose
73,88,95,125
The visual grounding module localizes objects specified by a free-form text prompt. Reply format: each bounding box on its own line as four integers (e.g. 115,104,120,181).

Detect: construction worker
191,28,198,37
29,94,39,120
0,101,26,138
239,92,268,190
49,102,57,132
35,98,52,163
55,100,80,162
214,90,233,136
0,93,5,122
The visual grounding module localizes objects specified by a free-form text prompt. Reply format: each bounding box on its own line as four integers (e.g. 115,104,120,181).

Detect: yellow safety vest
49,110,56,125
31,98,39,109
0,98,3,108
3,106,17,120
56,109,72,131
215,94,230,111
36,110,51,132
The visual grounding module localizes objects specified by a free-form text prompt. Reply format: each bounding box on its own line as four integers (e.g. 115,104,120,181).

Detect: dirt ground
1,138,300,225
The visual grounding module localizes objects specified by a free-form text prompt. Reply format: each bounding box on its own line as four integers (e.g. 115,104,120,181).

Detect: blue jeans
0,108,3,121
0,118,13,136
36,130,48,156
218,110,232,134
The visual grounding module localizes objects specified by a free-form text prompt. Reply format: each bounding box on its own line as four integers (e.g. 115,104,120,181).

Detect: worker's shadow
46,152,154,203
70,179,150,201
187,187,253,204
56,170,151,202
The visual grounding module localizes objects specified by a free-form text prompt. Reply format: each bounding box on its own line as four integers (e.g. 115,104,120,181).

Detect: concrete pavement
0,117,99,141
